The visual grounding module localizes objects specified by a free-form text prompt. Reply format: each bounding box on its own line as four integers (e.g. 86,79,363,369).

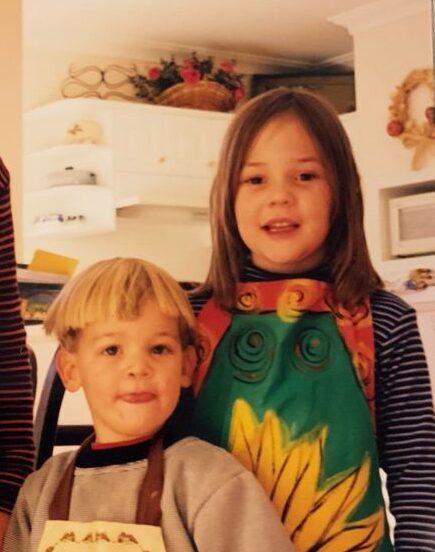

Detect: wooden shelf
25,143,110,159
115,193,208,212
26,221,115,238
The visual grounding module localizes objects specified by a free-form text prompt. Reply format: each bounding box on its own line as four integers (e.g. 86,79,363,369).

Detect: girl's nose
268,179,295,206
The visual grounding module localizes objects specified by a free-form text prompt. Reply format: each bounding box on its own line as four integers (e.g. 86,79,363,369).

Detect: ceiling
23,0,379,70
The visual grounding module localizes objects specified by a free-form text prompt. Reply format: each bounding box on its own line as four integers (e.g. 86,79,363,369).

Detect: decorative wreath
386,68,435,170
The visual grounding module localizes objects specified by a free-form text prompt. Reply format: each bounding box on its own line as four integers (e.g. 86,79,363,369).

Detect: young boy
4,257,293,552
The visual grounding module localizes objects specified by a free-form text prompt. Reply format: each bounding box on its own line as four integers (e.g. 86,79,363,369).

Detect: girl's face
235,114,332,274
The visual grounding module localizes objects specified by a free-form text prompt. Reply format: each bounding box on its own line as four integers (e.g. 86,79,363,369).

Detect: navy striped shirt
0,157,35,514
188,263,435,550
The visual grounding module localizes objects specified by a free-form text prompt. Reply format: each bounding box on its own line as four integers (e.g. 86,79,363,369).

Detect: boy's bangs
68,263,184,327
46,258,196,349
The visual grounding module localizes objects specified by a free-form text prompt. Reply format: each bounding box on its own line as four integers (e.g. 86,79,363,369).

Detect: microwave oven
389,191,435,257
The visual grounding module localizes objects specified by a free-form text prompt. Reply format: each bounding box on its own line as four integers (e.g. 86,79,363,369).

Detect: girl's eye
240,174,264,185
297,172,316,182
104,345,119,356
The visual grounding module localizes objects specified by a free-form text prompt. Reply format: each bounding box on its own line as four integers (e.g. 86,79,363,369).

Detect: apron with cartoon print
38,434,167,552
192,279,393,552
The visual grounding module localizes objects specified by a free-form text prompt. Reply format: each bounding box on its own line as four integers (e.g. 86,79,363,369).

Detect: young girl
189,88,435,551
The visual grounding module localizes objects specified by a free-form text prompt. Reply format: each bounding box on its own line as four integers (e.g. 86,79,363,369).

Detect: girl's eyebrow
243,156,322,166
297,156,322,163
242,161,266,167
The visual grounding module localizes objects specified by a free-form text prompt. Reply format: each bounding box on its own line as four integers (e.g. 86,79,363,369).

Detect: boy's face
58,299,193,443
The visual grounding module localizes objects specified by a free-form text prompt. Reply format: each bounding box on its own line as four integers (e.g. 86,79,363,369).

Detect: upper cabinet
23,98,233,237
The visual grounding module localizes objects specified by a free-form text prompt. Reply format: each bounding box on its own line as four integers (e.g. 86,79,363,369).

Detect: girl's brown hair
197,87,382,310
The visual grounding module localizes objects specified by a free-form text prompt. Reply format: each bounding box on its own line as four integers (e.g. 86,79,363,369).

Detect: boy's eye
151,344,171,355
104,345,119,356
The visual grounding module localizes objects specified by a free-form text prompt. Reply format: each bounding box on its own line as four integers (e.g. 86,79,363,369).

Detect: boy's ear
181,345,197,388
56,348,82,392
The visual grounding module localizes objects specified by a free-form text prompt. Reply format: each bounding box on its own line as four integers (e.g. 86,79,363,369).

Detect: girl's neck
241,257,332,282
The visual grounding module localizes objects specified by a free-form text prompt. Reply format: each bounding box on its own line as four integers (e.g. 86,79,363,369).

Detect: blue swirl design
229,323,275,383
293,328,330,371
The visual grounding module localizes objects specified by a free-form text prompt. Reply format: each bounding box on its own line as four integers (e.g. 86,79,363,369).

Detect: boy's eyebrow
95,330,179,339
92,331,122,341
152,330,179,339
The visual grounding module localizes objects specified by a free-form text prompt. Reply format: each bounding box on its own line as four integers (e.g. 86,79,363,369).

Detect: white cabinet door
110,105,231,207
111,109,172,174
111,107,230,177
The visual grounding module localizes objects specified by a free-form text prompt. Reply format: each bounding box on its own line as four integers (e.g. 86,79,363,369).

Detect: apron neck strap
49,432,165,526
136,432,164,525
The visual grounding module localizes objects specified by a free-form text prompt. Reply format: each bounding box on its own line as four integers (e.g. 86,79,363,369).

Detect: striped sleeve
187,291,210,316
0,157,35,514
372,289,435,550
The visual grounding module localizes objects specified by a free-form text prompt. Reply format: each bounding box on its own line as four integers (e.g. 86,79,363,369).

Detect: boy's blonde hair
44,257,197,352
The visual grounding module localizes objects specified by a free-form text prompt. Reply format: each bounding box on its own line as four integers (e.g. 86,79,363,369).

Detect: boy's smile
235,114,332,274
58,299,192,444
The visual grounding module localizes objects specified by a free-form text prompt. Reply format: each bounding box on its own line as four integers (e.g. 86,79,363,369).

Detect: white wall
24,209,212,282
23,49,153,111
334,0,435,281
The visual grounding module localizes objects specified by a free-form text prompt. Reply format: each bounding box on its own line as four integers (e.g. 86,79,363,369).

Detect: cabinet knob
159,156,166,164
208,160,216,168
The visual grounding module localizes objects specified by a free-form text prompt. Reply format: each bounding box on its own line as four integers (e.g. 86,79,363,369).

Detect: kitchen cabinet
23,98,232,237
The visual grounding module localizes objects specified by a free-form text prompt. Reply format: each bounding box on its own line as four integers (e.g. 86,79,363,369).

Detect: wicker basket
156,81,236,112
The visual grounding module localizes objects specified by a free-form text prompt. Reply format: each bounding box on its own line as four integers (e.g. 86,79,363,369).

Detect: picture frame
251,72,356,114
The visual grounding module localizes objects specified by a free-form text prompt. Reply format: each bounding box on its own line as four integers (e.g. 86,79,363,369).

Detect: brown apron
38,434,167,552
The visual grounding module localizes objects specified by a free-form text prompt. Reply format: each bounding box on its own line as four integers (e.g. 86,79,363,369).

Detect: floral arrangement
386,68,435,170
130,52,245,103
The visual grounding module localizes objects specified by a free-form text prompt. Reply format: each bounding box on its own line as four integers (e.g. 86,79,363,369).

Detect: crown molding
329,0,429,35
135,41,312,73
35,39,314,75
321,51,354,70
64,39,354,75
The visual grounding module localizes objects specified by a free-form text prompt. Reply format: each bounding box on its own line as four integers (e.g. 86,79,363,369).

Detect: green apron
192,279,393,551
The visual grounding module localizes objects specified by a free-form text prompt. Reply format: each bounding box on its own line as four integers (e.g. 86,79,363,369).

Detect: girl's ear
56,348,82,392
181,345,197,388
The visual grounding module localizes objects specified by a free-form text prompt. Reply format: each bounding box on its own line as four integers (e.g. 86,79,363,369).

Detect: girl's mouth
263,220,299,233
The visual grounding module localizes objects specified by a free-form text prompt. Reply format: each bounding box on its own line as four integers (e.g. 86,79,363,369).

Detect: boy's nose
127,354,152,377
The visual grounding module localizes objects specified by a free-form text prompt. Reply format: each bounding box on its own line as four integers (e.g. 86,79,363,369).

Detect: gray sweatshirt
5,436,294,552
